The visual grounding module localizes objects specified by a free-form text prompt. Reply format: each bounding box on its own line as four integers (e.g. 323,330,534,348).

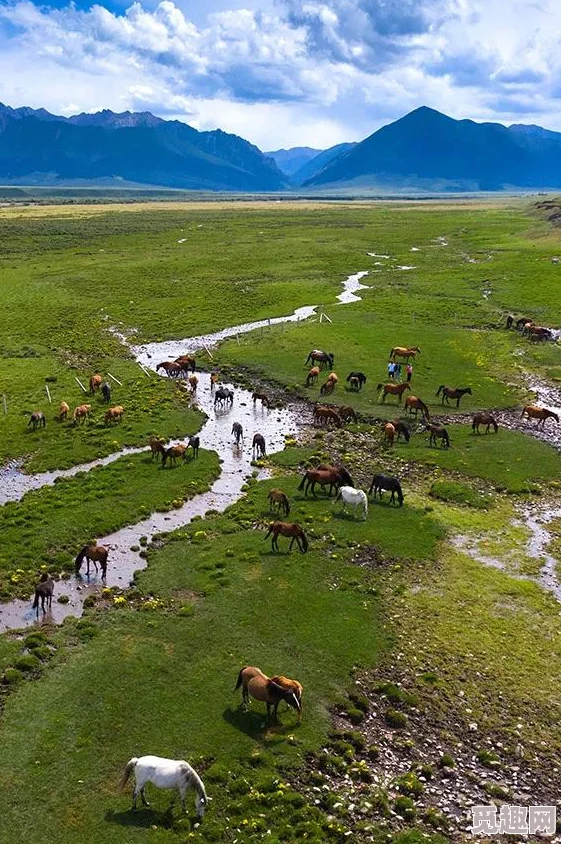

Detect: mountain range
3,103,561,192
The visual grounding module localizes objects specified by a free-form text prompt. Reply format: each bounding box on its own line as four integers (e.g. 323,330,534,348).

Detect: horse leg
140,786,150,807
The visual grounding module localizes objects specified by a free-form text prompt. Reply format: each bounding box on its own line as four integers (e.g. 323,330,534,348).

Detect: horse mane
186,765,207,805
75,545,88,566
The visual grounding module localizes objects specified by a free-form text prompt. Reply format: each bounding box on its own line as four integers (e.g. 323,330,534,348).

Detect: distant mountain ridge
0,103,287,191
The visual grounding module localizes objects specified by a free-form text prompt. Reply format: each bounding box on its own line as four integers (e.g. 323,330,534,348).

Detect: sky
0,0,559,151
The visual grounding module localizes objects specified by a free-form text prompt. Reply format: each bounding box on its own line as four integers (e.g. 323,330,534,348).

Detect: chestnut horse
383,422,395,446
89,373,102,394
390,346,420,361
156,361,182,377
313,405,342,427
423,423,450,448
73,404,91,424
377,382,411,403
297,466,353,497
404,396,430,421
162,444,187,467
306,366,320,387
75,544,109,578
472,413,498,434
436,385,472,407
268,488,290,516
521,405,559,426
175,355,196,373
264,521,309,553
149,436,167,460
104,405,124,424
235,666,302,721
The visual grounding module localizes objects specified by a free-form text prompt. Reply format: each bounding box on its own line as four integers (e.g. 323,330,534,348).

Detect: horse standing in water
175,355,196,373
252,433,266,458
120,755,207,818
75,544,109,578
264,521,309,553
32,573,54,615
335,486,368,520
156,361,182,377
313,406,342,427
472,413,498,433
521,405,559,427
235,666,302,722
436,385,472,407
231,422,244,446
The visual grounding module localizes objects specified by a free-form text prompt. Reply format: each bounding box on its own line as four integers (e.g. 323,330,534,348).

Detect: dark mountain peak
67,109,164,129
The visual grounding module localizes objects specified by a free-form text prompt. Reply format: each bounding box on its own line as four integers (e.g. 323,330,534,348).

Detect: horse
297,466,354,497
101,382,112,403
75,544,108,578
214,388,234,407
162,444,187,467
252,433,266,458
306,366,320,387
120,755,207,818
390,346,420,361
368,474,404,507
404,396,430,421
335,486,368,520
267,488,290,516
346,371,367,390
392,419,411,442
472,413,498,434
525,325,553,342
186,435,200,459
58,401,69,421
188,375,199,392
175,355,196,373
305,349,334,369
436,385,472,407
338,406,358,423
252,391,270,408
156,361,182,377
320,378,335,395
264,521,309,553
105,405,124,424
231,422,244,445
377,382,411,403
210,371,220,389
506,315,514,329
521,405,559,427
149,436,167,461
235,666,302,721
516,317,534,331
89,373,102,394
73,404,91,425
423,423,450,448
32,573,54,615
313,405,342,427
28,411,46,430
383,422,395,446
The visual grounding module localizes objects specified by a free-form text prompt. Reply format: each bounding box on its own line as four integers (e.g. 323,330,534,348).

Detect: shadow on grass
104,806,176,829
223,705,297,742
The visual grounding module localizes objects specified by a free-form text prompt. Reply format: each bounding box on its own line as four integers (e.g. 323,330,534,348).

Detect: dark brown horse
472,413,498,434
186,435,200,459
338,406,358,423
28,411,46,429
313,405,342,427
264,521,308,553
305,349,334,369
252,391,270,409
368,474,404,506
404,396,430,420
377,382,411,403
346,371,367,390
156,361,182,377
32,573,54,615
297,466,353,497
392,419,411,442
423,423,450,448
75,544,109,578
235,666,302,721
252,433,266,458
268,488,290,516
436,385,472,407
231,422,244,445
521,405,559,426
175,355,196,373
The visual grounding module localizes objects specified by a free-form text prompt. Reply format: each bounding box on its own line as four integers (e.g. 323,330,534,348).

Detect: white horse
335,485,368,520
120,755,207,818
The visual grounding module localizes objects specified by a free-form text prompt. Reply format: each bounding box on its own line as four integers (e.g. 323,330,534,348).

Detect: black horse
101,382,112,403
252,433,266,458
214,388,234,407
346,371,367,390
368,474,404,507
231,422,243,445
187,435,200,459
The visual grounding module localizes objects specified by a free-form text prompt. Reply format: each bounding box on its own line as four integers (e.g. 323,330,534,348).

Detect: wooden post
139,363,151,377
203,344,214,360
2,394,6,414
107,372,123,386
45,385,52,403
75,376,87,393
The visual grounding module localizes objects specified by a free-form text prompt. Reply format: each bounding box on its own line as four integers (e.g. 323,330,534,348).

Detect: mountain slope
291,142,356,185
265,147,321,176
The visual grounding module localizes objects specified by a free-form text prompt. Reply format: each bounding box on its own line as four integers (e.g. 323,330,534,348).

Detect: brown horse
252,391,270,408
105,405,124,424
268,488,290,516
404,396,430,420
521,405,559,426
270,675,303,720
235,666,302,721
306,366,320,387
252,433,266,458
297,466,354,497
383,422,395,446
59,401,69,421
73,404,91,424
264,521,309,552
305,350,334,369
313,405,342,427
75,544,109,578
472,413,498,434
210,371,220,389
320,374,338,395
156,361,182,377
89,373,102,394
338,406,358,423
28,411,46,430
149,436,167,460
162,444,187,467
423,423,450,448
188,375,199,392
32,573,54,615
436,385,472,407
392,419,411,442
390,346,420,361
175,355,196,373
377,382,411,403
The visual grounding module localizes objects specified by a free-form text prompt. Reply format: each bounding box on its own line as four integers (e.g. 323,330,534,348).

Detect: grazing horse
59,401,69,421
252,433,266,458
28,411,46,430
305,349,334,369
101,382,112,403
320,378,335,395
235,666,302,721
516,317,534,331
89,373,102,394
313,405,342,427
392,419,411,442
306,366,320,387
120,756,207,818
73,404,91,425
105,405,124,424
75,544,109,578
186,435,200,459
404,396,430,421
346,371,367,390
521,405,559,427
268,488,290,516
210,370,220,389
188,375,199,392
424,423,450,448
377,382,411,403
175,355,196,373
383,422,396,446
214,388,234,407
335,486,368,520
390,346,420,361
297,466,354,497
162,444,187,467
32,573,54,615
264,521,309,553
156,361,182,377
252,391,270,408
472,413,498,434
368,474,404,506
231,422,244,445
149,436,167,461
338,406,358,423
436,385,472,407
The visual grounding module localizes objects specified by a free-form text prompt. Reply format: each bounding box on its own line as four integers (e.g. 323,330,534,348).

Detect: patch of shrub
385,709,408,729
395,772,424,797
3,667,23,684
438,754,455,769
429,479,490,509
394,795,416,820
14,653,42,672
477,749,501,768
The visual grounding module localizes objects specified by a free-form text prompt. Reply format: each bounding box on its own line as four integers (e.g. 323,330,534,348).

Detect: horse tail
119,758,138,791
297,473,307,491
492,419,498,433
32,589,39,610
234,668,246,692
436,385,444,396
75,546,88,571
284,498,290,516
300,531,309,553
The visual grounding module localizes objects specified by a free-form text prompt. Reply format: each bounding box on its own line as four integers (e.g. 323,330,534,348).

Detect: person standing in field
406,363,413,383
395,363,402,381
388,361,395,380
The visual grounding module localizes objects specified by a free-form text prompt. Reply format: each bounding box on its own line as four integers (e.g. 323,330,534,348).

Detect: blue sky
0,0,559,150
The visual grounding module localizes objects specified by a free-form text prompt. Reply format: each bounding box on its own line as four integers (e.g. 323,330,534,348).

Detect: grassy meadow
1,198,561,842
